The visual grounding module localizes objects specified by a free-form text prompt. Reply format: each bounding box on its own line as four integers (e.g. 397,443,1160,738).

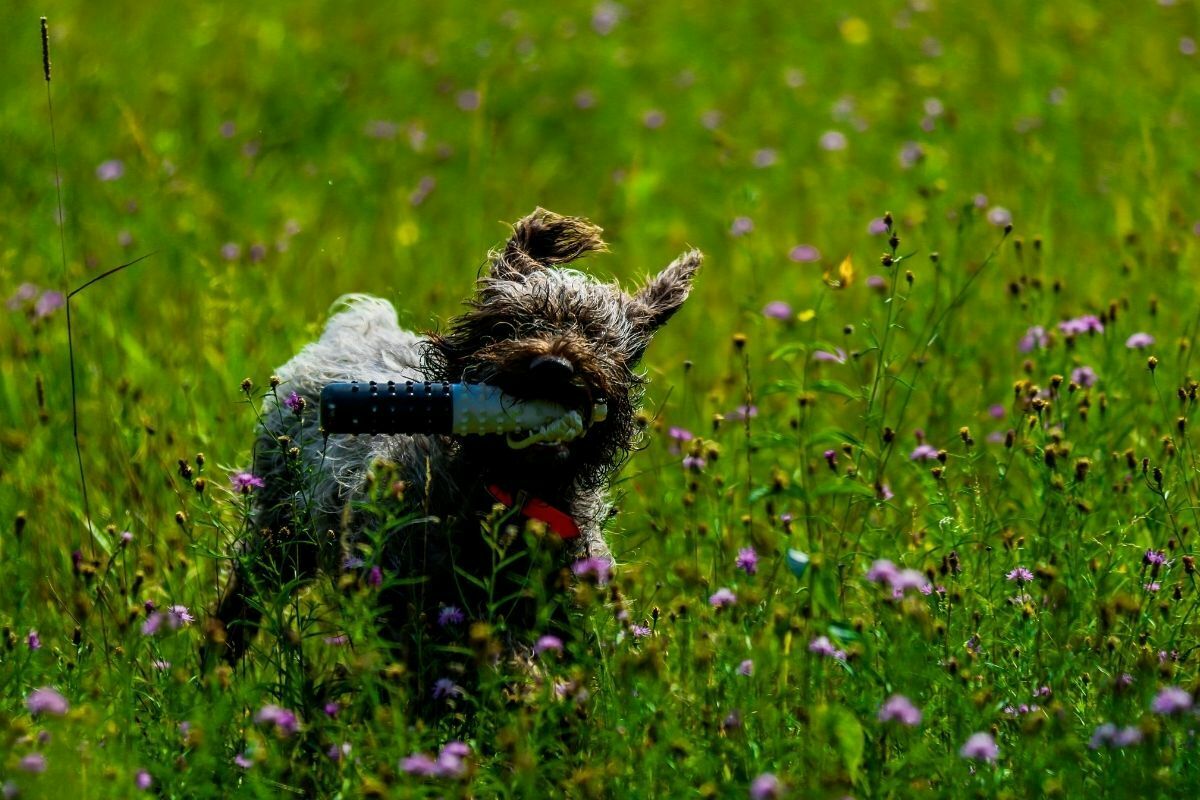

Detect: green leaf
815,704,865,786
810,379,861,401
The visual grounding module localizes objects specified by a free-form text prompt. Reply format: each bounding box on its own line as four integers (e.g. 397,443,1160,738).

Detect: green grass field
4,0,1200,796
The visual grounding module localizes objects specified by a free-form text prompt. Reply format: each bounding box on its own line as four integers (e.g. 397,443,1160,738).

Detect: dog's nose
529,354,575,382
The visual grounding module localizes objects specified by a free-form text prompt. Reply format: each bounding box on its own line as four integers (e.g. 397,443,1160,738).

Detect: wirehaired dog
212,208,701,675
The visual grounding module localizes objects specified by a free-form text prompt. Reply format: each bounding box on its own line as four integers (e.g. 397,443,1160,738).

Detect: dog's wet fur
211,208,700,690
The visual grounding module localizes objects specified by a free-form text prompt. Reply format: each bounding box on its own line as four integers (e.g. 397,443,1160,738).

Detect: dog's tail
492,208,607,277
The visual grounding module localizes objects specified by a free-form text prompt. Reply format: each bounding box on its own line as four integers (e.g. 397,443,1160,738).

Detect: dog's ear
628,249,702,335
489,208,607,279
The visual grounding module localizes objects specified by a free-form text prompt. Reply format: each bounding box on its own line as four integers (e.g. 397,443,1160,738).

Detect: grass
3,0,1200,796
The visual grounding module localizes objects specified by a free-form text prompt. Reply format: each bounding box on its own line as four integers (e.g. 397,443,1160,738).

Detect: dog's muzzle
319,380,606,448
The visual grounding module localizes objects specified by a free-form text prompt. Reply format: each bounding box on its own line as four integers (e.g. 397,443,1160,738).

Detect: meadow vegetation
3,0,1200,797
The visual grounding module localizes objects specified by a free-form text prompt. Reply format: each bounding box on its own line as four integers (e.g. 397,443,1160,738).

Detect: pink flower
400,753,439,776
231,471,265,493
572,556,614,585
986,206,1013,227
812,348,847,364
789,244,820,262
1070,366,1097,387
1006,566,1034,584
959,732,999,762
1151,686,1193,715
26,687,69,716
709,588,737,608
808,636,846,661
910,444,939,461
96,159,124,181
1019,325,1049,353
749,773,783,799
762,301,792,320
878,694,922,726
135,770,153,790
736,547,759,575
167,605,194,628
535,635,564,655
738,659,754,676
255,704,300,736
820,130,848,151
730,217,754,237
19,753,47,773
1125,332,1155,349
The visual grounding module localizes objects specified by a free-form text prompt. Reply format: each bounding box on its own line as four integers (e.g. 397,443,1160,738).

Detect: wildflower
367,565,383,586
988,404,1006,419
736,547,759,575
151,659,171,670
572,556,614,585
738,659,754,676
898,141,924,169
220,242,241,261
642,109,665,129
1070,366,1097,387
867,274,887,289
120,530,134,545
630,624,652,638
749,773,783,799
986,206,1013,227
535,635,564,655
709,588,737,608
668,427,694,442
730,216,754,237
433,678,463,700
135,770,153,790
683,455,706,471
1143,550,1167,567
1150,686,1193,715
323,634,348,646
1058,315,1104,336
438,606,465,627
591,1,625,35
1144,581,1161,592
1126,332,1155,349
19,753,47,773
249,243,267,262
96,159,124,181
400,753,439,776
820,130,848,151
435,741,471,778
327,742,352,762
255,704,299,736
167,605,194,628
323,702,341,717
141,612,164,637
813,348,848,364
1018,326,1049,353
910,444,939,461
808,636,846,661
867,217,889,235
234,752,253,769
789,244,821,262
878,694,922,726
1090,723,1143,750
823,449,837,470
231,472,265,493
866,559,899,584
762,301,792,320
455,89,480,111
1006,566,1034,584
34,291,65,319
891,569,927,595
343,555,365,570
26,687,69,716
285,391,304,414
27,630,41,650
959,732,999,762
753,148,778,168
700,109,722,129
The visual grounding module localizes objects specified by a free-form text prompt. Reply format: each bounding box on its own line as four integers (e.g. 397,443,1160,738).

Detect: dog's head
426,208,701,493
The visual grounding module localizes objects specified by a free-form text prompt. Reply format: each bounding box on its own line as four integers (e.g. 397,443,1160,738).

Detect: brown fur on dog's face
424,208,701,494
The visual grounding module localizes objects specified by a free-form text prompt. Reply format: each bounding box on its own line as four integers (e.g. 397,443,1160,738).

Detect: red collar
486,484,580,540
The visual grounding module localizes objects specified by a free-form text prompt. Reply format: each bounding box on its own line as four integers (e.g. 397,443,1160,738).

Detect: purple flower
867,274,887,289
435,741,471,778
682,455,707,471
727,405,758,421
709,588,737,608
959,732,999,762
866,559,899,584
438,605,465,627
255,704,299,736
909,444,939,461
7,281,40,310
823,449,837,469
572,556,614,585
730,216,754,237
327,742,352,762
1145,581,1161,592
642,109,666,129
400,752,439,776
231,471,265,493
591,1,625,35
1006,566,1034,584
167,605,194,628
986,206,1013,227
135,770,153,790
762,301,792,320
630,623,651,638
700,109,723,129
820,130,848,151
285,391,304,414
19,753,47,773
749,773,783,799
890,569,927,594
367,565,384,586
433,678,463,700
234,752,253,769
1058,315,1104,336
898,141,924,169
535,635,564,655
878,694,922,726
96,159,125,181
812,348,847,364
753,148,778,168
1125,332,1155,349
34,291,65,319
669,426,694,442
1070,366,1097,387
1151,686,1193,715
27,630,41,650
988,404,1006,419
324,702,341,717
1018,325,1049,353
220,242,241,261
1144,550,1167,567
736,547,759,575
808,636,847,661
867,217,889,235
26,687,69,716
738,659,754,676
141,612,163,636
789,244,821,262
120,530,134,545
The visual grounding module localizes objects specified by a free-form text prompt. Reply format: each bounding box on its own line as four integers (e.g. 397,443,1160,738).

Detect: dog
212,208,701,681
